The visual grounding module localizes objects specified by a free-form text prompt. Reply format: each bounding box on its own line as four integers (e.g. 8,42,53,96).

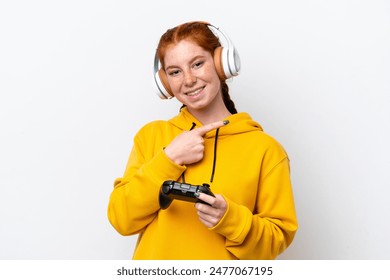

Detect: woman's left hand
195,193,227,228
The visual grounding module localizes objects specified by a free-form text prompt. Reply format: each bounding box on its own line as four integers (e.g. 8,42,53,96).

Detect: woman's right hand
164,120,227,165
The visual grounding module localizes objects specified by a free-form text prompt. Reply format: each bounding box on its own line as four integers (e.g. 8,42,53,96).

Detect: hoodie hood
168,107,264,183
168,107,263,137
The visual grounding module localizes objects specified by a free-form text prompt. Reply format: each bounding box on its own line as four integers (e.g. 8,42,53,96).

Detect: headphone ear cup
158,69,173,97
213,44,240,80
155,68,174,99
226,45,241,77
213,46,227,80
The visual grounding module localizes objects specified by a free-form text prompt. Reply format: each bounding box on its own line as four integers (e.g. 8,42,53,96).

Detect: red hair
157,22,220,69
156,21,237,114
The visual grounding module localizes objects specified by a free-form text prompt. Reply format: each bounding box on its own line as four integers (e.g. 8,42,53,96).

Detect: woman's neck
188,105,232,125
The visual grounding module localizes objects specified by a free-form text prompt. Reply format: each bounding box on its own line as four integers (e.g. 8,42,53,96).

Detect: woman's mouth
186,87,205,97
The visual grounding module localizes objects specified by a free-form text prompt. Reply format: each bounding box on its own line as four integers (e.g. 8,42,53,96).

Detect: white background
0,0,389,260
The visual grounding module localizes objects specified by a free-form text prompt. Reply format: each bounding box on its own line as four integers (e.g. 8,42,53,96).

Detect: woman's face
163,40,223,114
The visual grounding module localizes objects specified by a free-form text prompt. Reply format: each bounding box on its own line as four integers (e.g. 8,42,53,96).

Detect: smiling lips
186,86,205,96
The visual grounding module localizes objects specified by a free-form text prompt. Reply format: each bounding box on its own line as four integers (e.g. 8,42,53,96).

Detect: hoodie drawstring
181,123,220,184
181,122,197,183
189,122,196,131
209,127,219,183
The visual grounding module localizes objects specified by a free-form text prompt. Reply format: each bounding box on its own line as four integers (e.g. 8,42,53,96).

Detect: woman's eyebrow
165,55,205,71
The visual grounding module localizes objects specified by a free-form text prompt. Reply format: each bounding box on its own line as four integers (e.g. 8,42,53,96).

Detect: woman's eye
168,70,180,76
193,61,203,68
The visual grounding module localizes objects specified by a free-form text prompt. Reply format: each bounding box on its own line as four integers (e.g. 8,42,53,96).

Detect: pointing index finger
193,120,229,136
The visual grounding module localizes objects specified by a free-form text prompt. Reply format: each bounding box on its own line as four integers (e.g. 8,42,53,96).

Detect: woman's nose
183,71,196,86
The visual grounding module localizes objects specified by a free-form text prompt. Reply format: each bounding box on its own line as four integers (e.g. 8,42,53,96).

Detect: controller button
162,184,170,194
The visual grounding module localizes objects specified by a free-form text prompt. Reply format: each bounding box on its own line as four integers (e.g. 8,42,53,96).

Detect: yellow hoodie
108,108,298,259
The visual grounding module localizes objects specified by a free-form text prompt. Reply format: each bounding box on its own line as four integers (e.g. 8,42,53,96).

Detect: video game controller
159,180,215,209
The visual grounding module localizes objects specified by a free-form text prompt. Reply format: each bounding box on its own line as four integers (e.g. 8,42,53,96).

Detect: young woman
108,21,298,259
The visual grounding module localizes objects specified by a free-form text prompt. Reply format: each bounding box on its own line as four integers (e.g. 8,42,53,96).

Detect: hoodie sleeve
107,125,186,236
210,148,298,259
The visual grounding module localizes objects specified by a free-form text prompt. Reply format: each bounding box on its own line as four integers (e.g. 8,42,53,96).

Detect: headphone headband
153,22,241,99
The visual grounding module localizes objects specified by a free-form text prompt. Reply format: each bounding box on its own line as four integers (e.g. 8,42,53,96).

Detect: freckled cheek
167,78,183,94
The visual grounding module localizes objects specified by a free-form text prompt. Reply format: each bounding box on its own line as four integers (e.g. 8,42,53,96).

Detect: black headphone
153,22,241,99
